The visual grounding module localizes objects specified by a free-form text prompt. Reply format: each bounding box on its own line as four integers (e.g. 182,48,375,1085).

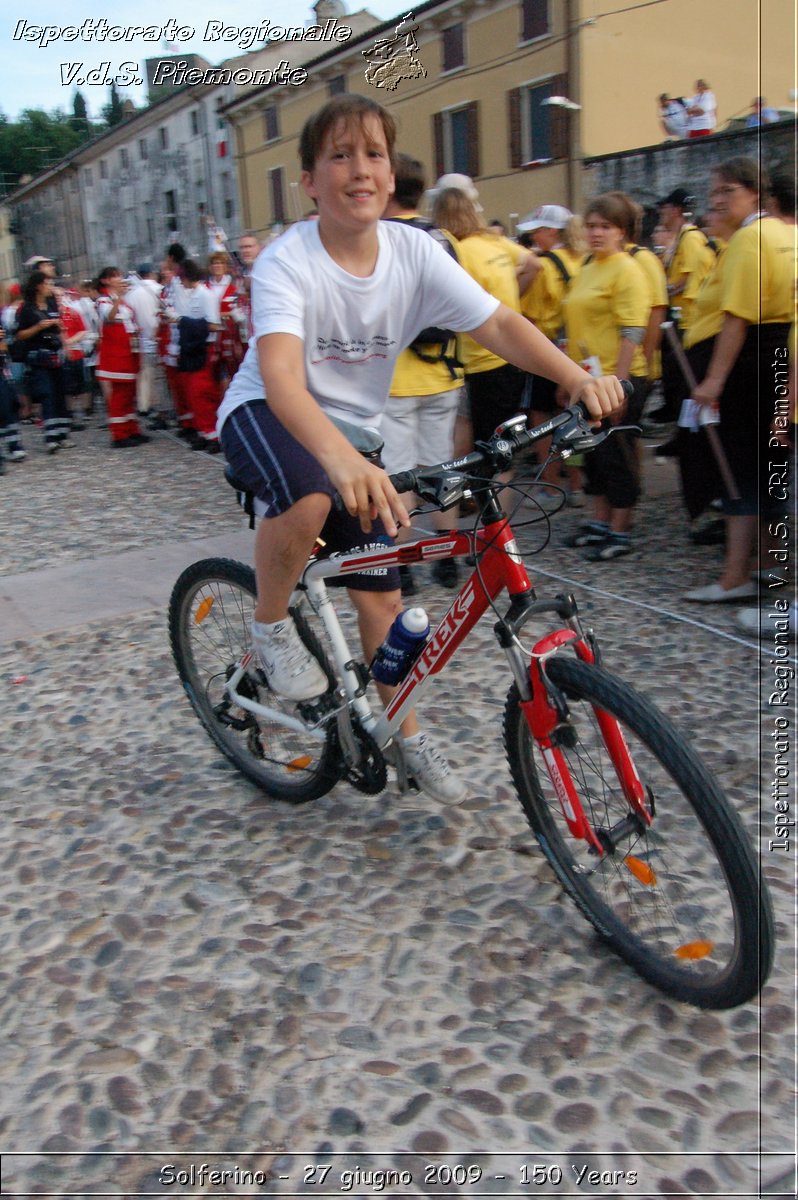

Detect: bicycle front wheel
504,656,774,1009
169,558,340,803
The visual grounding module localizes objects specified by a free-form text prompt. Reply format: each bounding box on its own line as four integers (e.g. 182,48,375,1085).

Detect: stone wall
582,120,795,218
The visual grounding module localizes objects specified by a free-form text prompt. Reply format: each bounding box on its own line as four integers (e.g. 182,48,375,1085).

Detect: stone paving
0,420,795,1199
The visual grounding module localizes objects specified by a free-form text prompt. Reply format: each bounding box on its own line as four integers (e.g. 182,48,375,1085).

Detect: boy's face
301,115,395,236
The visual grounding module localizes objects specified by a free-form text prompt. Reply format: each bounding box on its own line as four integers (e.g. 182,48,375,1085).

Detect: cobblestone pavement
0,422,794,1198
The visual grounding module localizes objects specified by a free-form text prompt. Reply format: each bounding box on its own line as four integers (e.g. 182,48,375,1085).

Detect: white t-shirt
689,90,716,132
168,283,220,360
217,219,498,434
125,278,162,352
663,100,688,139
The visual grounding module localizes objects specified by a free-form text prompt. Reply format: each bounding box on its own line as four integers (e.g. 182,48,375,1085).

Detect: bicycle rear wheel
169,558,340,802
504,656,774,1009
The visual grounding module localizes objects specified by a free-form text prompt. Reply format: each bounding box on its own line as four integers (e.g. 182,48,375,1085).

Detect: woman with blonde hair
431,187,531,451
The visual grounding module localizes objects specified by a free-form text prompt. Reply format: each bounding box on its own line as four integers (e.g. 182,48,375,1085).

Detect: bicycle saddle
329,415,384,460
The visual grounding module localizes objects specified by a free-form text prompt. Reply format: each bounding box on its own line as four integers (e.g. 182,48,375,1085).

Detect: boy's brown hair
299,95,397,173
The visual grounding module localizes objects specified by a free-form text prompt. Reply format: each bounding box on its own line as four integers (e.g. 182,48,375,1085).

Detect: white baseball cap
516,205,572,232
426,173,483,211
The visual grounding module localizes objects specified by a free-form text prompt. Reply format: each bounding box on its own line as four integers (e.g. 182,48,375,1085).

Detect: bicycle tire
169,557,341,803
504,656,774,1009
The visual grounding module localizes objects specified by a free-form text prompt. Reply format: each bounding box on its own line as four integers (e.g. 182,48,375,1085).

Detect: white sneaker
684,581,758,603
523,485,560,512
8,449,26,461
401,733,467,804
251,618,327,701
737,601,798,638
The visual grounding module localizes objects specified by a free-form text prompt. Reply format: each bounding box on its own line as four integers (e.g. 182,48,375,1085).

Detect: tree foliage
71,91,90,135
102,83,125,128
0,108,91,193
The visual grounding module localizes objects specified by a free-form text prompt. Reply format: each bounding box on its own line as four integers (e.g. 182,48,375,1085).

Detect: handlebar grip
332,467,418,513
573,379,634,420
390,470,418,495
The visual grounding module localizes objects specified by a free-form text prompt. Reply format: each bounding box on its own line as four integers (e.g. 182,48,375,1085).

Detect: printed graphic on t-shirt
311,334,395,365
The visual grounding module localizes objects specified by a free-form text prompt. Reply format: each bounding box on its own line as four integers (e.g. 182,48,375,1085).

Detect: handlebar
389,381,635,508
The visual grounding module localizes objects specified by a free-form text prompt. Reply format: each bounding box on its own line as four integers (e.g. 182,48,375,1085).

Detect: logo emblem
363,11,426,91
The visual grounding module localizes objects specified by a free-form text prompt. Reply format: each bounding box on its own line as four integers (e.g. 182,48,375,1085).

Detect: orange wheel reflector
194,596,215,624
675,940,715,961
624,855,657,886
287,755,313,772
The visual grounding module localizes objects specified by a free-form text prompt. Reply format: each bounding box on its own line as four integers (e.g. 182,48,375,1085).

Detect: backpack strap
538,250,572,285
386,215,462,377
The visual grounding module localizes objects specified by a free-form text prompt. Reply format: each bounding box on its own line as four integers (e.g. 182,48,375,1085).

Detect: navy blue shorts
220,400,400,594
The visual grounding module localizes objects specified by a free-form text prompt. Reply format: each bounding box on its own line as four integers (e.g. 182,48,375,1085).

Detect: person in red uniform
96,268,148,448
207,251,244,395
174,259,222,452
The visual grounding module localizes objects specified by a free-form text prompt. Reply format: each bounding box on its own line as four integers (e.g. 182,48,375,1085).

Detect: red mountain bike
169,403,774,1009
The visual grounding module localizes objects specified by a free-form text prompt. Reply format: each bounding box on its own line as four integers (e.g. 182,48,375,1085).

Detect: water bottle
371,608,430,685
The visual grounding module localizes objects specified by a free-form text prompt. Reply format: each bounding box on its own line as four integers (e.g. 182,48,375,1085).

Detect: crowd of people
658,83,785,142
658,81,719,140
0,95,793,678
0,231,264,465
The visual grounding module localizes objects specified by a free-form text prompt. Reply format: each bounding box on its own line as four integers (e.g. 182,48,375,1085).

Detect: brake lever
414,469,470,511
552,413,642,457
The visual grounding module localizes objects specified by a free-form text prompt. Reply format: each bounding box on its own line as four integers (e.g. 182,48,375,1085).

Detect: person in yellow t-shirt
561,193,649,560
430,187,532,447
685,157,796,604
605,192,669,383
657,187,717,426
517,204,586,505
381,155,466,593
659,187,716,331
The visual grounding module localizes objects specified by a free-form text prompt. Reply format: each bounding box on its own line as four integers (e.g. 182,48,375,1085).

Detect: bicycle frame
223,504,651,853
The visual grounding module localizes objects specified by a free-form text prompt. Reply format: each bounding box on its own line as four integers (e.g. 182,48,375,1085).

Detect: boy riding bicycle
216,95,624,803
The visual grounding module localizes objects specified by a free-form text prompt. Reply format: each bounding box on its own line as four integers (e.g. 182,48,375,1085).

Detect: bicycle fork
508,613,653,858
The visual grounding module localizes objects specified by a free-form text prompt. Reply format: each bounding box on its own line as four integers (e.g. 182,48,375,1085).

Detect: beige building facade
225,0,795,232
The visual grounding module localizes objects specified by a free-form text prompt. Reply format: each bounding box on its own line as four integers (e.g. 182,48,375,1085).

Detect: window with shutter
270,167,285,224
465,102,480,178
549,73,569,160
521,0,549,42
512,76,569,164
442,23,465,72
433,111,445,178
508,88,522,168
432,104,480,176
264,106,279,142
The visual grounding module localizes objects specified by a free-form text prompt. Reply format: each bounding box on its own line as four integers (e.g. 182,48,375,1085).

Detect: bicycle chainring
336,721,387,795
